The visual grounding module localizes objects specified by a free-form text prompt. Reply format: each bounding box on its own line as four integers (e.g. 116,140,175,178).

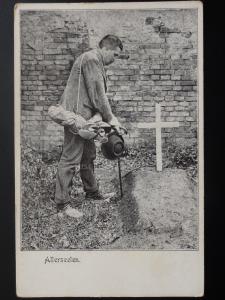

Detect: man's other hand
112,125,127,136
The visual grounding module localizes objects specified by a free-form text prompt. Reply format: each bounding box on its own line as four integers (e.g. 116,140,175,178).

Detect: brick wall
20,10,198,151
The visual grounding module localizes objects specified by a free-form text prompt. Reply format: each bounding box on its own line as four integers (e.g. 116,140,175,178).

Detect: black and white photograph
15,1,203,297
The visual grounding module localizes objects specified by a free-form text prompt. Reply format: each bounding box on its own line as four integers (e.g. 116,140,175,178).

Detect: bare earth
103,167,198,250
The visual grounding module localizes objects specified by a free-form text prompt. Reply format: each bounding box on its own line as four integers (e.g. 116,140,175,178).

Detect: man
55,35,124,218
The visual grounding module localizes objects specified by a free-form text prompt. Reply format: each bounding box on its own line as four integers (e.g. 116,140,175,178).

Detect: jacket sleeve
82,58,115,123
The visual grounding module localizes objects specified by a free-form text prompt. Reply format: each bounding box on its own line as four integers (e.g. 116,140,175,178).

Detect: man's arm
82,57,119,124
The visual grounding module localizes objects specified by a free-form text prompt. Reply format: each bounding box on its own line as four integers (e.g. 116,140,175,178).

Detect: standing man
55,35,124,217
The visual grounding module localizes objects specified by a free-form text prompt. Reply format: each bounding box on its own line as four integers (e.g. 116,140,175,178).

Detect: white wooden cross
137,103,179,171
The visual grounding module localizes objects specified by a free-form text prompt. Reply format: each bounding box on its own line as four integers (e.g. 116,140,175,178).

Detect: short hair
99,35,123,51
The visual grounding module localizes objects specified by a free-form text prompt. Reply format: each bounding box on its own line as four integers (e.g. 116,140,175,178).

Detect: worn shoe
85,191,115,201
57,203,83,218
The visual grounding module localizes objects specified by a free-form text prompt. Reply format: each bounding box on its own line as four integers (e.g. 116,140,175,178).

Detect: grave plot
106,167,198,250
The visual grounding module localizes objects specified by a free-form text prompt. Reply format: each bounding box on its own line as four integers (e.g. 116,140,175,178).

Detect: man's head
98,35,123,65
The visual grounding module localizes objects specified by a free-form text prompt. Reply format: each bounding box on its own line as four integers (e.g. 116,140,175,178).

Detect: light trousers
55,128,98,205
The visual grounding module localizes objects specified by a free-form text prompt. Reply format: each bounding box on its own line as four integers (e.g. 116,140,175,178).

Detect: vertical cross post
118,157,123,198
155,103,163,171
137,103,180,171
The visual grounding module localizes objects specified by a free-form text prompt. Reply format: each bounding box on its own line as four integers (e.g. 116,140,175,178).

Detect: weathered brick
23,81,33,85
21,55,35,60
35,65,44,71
129,75,139,81
163,81,175,86
165,95,174,101
160,75,170,80
154,70,173,75
47,96,59,101
180,80,196,86
27,75,38,80
21,96,29,101
120,101,137,107
22,60,37,65
171,75,181,80
166,101,178,106
119,86,133,91
132,96,142,101
107,86,120,92
22,110,41,116
48,86,58,90
23,49,35,55
173,86,182,91
182,86,193,91
186,117,195,121
179,101,189,107
154,96,165,101
43,49,61,55
140,70,154,75
55,60,69,65
55,65,67,71
29,95,39,101
175,106,186,111
46,75,57,80
151,64,160,69
170,111,189,117
175,96,185,101
21,11,197,150
165,107,174,112
161,86,173,91
27,86,37,91
36,55,44,60
166,116,185,122
140,75,152,81
138,81,155,86
21,104,35,111
143,107,154,112
150,75,160,80
113,69,135,76
38,86,47,91
39,75,47,80
187,92,196,97
115,81,134,86
45,69,60,75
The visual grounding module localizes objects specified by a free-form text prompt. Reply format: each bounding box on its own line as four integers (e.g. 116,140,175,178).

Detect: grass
21,141,198,250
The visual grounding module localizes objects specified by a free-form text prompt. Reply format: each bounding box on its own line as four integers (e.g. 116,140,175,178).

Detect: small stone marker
137,103,179,171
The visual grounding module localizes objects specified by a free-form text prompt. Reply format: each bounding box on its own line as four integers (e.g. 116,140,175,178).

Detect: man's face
101,46,121,66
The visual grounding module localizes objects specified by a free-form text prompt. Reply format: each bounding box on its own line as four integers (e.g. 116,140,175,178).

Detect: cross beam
137,103,179,171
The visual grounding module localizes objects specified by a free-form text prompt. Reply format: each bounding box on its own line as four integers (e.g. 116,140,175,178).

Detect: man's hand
112,125,127,136
108,115,127,135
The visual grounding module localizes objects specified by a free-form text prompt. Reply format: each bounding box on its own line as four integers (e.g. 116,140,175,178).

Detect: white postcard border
15,2,204,297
